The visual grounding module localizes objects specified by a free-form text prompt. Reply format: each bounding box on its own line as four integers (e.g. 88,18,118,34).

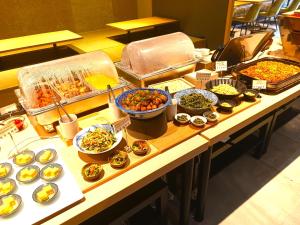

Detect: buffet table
27,81,297,224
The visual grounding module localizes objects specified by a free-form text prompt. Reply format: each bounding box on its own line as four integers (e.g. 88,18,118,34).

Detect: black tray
233,57,300,93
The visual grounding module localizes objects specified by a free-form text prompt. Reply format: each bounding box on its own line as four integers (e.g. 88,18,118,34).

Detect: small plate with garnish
109,151,128,169
40,163,63,181
203,111,219,122
218,100,236,112
0,194,22,217
81,163,103,182
132,140,151,156
0,178,16,197
16,165,40,183
243,89,258,101
32,183,58,204
191,116,207,127
35,148,57,164
174,113,191,124
0,163,12,179
13,150,35,166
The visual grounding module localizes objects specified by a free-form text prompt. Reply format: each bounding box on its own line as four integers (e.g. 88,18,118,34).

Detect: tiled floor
191,98,300,225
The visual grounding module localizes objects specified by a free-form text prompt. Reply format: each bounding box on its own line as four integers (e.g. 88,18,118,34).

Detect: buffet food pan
148,78,195,95
16,51,130,125
233,57,300,93
115,59,199,87
17,78,128,126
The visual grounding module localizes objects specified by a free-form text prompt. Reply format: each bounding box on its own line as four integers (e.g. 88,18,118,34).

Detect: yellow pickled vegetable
19,168,38,181
39,150,52,163
0,166,7,177
84,74,119,90
36,185,55,202
0,196,17,215
15,153,32,165
43,167,60,179
0,182,13,195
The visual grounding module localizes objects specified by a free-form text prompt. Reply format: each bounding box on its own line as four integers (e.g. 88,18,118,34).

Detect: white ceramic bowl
73,124,122,155
174,113,191,124
190,116,207,127
203,111,219,122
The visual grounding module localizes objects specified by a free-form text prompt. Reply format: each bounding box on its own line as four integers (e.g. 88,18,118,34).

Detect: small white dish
191,116,207,127
203,111,219,122
174,113,191,124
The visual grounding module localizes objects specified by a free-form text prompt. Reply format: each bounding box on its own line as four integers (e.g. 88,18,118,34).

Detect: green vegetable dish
177,115,189,122
81,128,116,152
180,93,213,108
194,118,204,125
211,84,239,95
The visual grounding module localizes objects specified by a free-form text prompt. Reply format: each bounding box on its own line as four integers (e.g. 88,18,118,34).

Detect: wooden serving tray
59,97,260,193
149,97,260,152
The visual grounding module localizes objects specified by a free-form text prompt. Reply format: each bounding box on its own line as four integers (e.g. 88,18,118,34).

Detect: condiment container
59,114,79,140
166,99,177,122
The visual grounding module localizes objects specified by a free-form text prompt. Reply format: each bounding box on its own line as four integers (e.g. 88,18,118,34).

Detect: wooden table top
0,30,82,55
106,16,177,32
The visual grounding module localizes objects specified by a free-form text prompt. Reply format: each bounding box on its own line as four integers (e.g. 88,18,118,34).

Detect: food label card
215,61,228,72
112,115,131,133
252,80,267,89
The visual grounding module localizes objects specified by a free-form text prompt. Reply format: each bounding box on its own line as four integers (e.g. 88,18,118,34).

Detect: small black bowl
218,99,236,112
243,89,258,101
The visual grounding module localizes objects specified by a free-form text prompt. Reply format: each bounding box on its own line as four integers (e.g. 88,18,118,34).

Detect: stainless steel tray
18,77,129,116
115,58,200,87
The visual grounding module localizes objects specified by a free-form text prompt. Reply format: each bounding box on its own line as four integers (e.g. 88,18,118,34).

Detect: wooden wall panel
153,0,231,49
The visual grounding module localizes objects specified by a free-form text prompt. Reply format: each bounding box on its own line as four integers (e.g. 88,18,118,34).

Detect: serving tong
42,77,73,123
107,85,131,153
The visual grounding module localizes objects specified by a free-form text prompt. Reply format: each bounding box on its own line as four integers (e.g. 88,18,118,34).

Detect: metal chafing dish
115,32,200,87
17,51,128,125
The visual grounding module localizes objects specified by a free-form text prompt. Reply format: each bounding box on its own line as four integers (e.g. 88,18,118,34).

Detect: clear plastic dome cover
18,51,120,110
120,32,195,75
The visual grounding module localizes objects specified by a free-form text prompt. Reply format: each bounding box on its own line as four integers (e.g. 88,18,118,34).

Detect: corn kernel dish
240,61,300,83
